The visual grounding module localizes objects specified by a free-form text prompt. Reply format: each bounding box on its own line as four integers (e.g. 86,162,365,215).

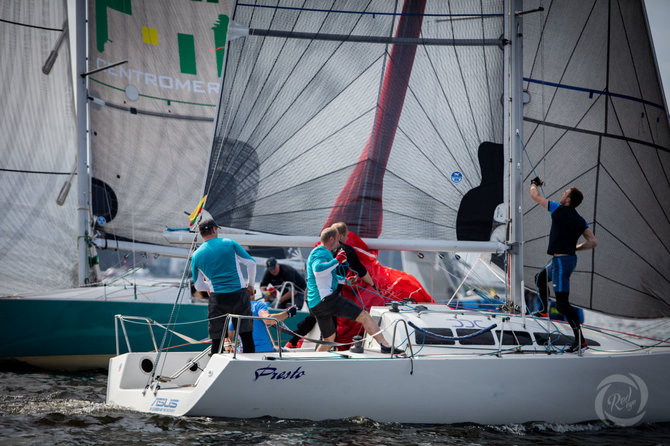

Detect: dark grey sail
522,0,670,318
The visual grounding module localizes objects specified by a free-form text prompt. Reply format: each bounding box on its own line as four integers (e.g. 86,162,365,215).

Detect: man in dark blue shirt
530,179,598,353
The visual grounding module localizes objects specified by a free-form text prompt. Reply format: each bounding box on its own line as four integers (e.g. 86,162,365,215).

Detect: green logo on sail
95,0,229,77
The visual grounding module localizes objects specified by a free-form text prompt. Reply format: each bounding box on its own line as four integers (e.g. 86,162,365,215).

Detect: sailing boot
381,345,405,355
565,339,588,353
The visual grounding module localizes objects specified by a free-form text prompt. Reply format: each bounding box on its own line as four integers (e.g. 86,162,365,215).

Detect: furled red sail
335,231,435,349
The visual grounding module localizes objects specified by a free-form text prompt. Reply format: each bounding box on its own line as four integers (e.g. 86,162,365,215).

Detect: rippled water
1,369,670,445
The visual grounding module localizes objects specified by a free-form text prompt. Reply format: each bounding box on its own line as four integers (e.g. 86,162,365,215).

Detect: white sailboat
107,0,670,425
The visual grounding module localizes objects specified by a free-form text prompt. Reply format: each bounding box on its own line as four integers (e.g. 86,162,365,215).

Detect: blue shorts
549,255,577,293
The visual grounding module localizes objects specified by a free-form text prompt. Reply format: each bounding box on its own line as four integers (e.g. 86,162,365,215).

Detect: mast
508,0,525,310
75,0,90,286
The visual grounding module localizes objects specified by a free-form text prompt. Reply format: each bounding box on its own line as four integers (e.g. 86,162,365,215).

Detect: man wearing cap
191,219,257,354
259,257,306,310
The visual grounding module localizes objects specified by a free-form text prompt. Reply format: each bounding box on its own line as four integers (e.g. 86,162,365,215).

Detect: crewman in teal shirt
192,219,256,354
306,226,403,354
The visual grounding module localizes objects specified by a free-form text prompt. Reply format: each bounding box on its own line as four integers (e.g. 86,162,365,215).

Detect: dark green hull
0,298,306,370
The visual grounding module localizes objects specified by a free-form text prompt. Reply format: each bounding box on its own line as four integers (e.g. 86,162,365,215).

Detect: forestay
522,0,670,318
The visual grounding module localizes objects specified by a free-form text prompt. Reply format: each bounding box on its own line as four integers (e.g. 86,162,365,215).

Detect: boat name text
254,365,305,381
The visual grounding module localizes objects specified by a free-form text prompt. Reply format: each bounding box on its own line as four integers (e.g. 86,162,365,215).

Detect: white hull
107,305,670,425
108,350,670,424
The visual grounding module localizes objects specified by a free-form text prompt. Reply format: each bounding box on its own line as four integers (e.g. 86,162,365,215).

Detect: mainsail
205,0,506,242
87,0,229,246
0,0,78,294
522,0,670,318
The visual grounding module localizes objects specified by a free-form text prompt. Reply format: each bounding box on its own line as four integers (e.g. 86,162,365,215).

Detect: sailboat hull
107,303,670,425
0,286,307,371
0,293,207,370
107,348,670,425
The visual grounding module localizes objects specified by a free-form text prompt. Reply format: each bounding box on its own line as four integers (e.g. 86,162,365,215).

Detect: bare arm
360,272,374,287
258,308,289,326
576,227,598,251
530,184,548,209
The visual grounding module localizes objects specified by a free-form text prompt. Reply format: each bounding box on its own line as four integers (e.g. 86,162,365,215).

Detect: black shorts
208,288,253,340
310,293,363,339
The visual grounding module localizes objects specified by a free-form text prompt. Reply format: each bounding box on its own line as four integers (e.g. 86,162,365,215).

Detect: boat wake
1,396,108,417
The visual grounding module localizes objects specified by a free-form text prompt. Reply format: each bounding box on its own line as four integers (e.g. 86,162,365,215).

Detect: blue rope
337,264,369,310
524,77,665,111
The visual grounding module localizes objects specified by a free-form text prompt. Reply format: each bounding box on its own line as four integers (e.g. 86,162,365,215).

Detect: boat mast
75,0,90,286
508,0,525,311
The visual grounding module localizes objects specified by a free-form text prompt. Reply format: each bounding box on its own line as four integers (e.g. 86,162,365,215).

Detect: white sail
0,0,78,294
522,0,670,318
87,0,230,245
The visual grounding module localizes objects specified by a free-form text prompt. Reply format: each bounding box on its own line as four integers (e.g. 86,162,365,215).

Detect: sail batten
524,117,670,153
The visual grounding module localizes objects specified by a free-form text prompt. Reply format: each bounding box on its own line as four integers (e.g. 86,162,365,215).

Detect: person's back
306,245,339,309
192,220,257,355
192,238,249,293
547,203,587,256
